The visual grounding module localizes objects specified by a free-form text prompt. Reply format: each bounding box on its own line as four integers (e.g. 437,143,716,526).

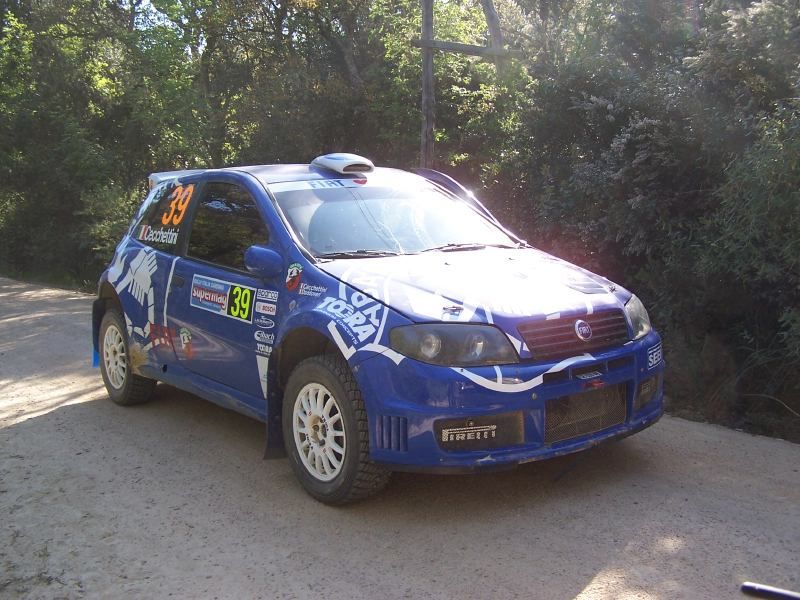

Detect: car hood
317,247,630,325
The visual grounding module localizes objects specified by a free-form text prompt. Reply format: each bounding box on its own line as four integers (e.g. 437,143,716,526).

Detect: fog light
635,373,662,411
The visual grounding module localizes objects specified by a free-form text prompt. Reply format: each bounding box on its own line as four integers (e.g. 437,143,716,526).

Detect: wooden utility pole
416,0,517,168
420,0,435,170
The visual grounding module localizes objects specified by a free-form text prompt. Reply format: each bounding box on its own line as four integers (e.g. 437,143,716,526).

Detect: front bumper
356,332,665,471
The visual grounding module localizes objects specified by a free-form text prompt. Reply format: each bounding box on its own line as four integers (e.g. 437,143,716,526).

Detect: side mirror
244,245,283,279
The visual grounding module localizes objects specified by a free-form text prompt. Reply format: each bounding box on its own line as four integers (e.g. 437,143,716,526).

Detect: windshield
272,181,516,257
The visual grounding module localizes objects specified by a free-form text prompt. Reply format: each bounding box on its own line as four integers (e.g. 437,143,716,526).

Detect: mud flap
264,362,286,459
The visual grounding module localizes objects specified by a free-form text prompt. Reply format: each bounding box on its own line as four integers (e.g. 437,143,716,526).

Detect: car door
110,180,199,373
166,178,282,407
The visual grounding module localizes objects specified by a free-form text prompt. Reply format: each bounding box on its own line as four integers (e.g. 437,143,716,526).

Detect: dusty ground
0,276,798,599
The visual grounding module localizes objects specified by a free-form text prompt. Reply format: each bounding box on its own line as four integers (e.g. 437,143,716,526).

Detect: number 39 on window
161,184,194,226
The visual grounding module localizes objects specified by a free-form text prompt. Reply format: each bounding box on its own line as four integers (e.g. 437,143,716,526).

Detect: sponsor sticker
254,331,275,344
139,224,179,246
576,370,603,380
286,263,303,291
319,294,382,344
257,289,279,302
190,274,255,323
441,424,497,443
435,413,523,449
148,323,175,348
254,315,275,329
255,301,277,315
269,179,369,193
647,342,663,369
178,327,193,358
298,282,326,297
256,342,273,356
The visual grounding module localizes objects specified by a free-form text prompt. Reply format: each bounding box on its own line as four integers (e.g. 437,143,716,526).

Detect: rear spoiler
148,169,206,190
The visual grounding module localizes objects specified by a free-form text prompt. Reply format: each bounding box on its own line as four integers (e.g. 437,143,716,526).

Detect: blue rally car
93,153,664,504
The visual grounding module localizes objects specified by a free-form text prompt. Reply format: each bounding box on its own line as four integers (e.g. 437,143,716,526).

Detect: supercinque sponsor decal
190,274,255,323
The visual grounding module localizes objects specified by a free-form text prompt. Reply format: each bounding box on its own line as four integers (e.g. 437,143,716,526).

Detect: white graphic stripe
361,343,405,365
327,322,356,360
256,355,270,400
452,354,594,393
163,256,179,326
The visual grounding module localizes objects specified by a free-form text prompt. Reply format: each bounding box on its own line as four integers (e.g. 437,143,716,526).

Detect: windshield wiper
421,243,487,253
316,249,400,259
421,242,523,253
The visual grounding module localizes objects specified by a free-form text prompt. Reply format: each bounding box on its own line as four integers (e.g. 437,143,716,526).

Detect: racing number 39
161,184,194,226
227,285,252,321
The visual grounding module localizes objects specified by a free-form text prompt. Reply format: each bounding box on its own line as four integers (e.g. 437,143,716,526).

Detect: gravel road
1,276,798,599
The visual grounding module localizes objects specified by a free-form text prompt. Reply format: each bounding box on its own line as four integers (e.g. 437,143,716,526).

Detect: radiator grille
375,415,408,452
518,310,630,362
545,384,627,444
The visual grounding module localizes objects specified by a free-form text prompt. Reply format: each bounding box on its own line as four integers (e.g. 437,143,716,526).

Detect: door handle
171,275,185,288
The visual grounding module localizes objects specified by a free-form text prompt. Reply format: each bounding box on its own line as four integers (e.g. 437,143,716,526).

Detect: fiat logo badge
575,319,593,341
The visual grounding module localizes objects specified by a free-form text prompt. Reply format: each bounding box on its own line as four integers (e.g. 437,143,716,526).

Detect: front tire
282,355,390,504
99,308,155,406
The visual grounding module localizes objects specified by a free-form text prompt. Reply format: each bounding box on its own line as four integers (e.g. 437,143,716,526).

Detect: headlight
624,295,652,340
389,324,519,367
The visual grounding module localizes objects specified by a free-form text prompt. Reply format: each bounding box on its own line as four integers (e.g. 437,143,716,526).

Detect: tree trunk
480,0,506,74
420,0,435,168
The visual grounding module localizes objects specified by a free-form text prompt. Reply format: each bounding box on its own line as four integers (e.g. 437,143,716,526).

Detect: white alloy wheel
292,382,346,482
103,323,127,390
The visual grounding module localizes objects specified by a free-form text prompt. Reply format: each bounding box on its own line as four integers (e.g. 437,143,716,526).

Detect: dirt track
1,276,798,599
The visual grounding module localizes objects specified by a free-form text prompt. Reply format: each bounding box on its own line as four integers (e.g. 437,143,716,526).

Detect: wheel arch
276,326,340,389
265,322,348,458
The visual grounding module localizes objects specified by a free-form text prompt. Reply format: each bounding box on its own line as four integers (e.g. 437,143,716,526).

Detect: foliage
0,0,798,433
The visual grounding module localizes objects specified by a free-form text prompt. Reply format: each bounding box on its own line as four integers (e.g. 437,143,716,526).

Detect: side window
135,181,196,252
187,182,269,271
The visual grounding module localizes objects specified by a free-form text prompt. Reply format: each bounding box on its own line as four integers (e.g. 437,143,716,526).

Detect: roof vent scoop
311,153,374,175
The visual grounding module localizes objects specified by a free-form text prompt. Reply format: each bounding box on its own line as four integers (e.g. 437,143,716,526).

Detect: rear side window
187,182,268,271
135,182,197,252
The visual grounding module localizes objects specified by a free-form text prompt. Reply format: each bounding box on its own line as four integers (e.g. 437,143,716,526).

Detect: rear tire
282,355,390,504
99,308,155,406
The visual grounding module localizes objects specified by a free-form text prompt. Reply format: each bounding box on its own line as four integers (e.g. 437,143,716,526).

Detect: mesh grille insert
518,310,630,361
545,384,627,444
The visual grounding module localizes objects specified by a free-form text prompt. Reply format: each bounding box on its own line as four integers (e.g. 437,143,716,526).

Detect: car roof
231,164,410,186
149,164,415,189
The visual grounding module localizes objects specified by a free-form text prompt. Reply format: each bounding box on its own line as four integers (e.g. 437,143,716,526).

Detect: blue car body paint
93,161,665,472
